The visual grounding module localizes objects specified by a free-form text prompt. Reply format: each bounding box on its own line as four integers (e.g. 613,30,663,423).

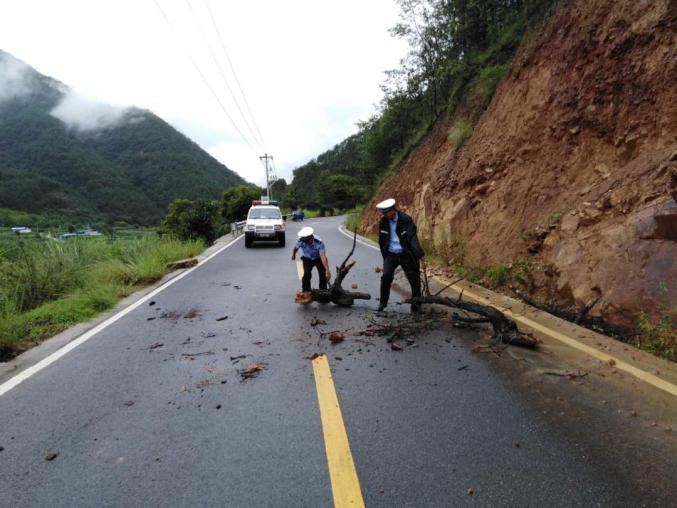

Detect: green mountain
0,50,246,225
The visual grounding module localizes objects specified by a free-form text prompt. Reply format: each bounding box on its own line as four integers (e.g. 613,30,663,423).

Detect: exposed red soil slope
361,0,676,326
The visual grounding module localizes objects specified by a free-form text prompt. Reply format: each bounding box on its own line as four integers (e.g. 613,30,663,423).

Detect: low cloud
0,52,31,101
50,91,129,131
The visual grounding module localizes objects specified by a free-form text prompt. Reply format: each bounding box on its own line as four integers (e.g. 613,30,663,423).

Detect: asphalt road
0,216,674,507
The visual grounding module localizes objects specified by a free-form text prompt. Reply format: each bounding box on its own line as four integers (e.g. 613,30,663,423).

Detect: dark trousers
380,252,421,309
302,257,327,291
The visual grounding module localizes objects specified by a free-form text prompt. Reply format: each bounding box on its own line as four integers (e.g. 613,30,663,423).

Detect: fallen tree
295,229,371,307
410,294,538,348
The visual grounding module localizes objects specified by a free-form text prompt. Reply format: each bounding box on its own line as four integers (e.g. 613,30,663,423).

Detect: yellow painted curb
337,225,677,398
440,278,677,398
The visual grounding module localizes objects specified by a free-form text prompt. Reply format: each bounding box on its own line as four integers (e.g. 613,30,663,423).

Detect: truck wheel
245,235,253,248
278,233,286,247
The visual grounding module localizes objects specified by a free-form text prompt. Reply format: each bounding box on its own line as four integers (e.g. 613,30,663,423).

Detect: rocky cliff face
361,0,676,326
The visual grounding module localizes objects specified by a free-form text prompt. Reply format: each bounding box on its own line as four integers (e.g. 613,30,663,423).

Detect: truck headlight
246,225,255,231
274,225,283,230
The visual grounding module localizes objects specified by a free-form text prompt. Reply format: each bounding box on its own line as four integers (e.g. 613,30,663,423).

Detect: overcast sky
0,0,408,186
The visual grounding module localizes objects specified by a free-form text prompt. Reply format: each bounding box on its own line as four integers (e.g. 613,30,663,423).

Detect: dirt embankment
361,0,677,327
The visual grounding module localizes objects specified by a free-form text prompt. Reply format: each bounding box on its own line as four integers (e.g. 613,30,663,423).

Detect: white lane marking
337,226,377,250
0,235,243,397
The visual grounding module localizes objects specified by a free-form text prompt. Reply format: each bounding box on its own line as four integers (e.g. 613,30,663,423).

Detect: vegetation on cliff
286,0,551,210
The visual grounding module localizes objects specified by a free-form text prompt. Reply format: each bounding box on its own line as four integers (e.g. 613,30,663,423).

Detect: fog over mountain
0,49,247,225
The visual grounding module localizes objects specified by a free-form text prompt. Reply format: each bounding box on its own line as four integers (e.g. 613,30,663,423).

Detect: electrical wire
152,0,257,154
204,0,267,147
184,0,264,150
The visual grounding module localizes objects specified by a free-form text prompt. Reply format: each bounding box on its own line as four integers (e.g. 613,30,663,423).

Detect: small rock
351,283,358,289
391,343,403,351
607,358,616,366
216,315,229,321
149,301,156,306
216,405,222,410
329,331,345,343
124,400,135,407
467,487,474,496
45,452,58,461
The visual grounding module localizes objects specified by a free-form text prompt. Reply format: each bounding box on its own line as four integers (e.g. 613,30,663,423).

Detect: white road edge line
0,235,244,397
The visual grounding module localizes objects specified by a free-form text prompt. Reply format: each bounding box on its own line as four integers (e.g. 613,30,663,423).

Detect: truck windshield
249,208,281,219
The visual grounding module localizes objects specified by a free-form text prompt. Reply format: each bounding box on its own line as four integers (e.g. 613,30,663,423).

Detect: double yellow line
312,355,365,507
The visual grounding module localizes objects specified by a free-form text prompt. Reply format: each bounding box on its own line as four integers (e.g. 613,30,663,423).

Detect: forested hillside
288,0,551,209
0,50,246,225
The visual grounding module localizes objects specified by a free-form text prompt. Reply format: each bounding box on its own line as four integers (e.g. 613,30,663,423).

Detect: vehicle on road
291,209,305,221
245,201,285,247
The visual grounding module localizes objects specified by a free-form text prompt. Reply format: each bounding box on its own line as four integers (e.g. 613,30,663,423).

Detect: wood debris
240,362,266,380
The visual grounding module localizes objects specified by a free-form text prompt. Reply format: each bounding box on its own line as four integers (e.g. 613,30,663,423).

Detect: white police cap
297,226,314,238
375,198,396,210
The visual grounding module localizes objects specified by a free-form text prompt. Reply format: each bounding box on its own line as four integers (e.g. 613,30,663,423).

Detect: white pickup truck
244,202,286,247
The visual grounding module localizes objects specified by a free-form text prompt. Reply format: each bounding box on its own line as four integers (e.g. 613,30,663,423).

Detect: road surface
1,216,675,507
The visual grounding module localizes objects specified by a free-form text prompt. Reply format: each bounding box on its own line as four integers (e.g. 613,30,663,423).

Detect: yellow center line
312,355,365,508
296,260,304,280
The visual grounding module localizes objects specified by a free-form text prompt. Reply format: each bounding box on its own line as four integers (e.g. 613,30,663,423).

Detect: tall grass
0,235,204,359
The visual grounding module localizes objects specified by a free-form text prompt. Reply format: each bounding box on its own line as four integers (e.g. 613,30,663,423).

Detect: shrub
486,263,511,287
448,119,474,150
475,64,509,108
160,199,221,244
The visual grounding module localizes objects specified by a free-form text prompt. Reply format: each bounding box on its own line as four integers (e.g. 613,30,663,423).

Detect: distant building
59,227,102,240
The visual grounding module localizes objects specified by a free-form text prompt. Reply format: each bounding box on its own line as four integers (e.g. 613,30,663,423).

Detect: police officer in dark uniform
376,198,425,313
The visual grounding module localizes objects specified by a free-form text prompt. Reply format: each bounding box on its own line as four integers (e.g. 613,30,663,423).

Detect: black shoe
377,305,386,312
411,305,424,315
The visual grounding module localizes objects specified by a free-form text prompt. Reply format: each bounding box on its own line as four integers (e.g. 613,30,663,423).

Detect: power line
184,0,264,150
204,0,267,147
152,0,257,154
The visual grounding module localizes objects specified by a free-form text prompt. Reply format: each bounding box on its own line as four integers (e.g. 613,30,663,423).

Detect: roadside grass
0,235,204,360
636,312,676,362
343,206,364,233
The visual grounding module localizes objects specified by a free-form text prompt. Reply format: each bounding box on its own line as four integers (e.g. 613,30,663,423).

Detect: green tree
160,198,221,243
318,174,364,209
221,185,260,222
271,178,288,204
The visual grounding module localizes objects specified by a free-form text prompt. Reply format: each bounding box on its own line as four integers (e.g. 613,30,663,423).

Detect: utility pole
259,153,274,201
